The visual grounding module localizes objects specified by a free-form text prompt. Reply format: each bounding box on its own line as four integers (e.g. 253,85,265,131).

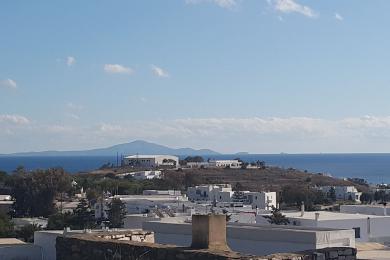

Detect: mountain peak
3,140,220,157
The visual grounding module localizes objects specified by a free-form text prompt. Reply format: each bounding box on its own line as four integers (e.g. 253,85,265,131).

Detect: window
353,227,361,238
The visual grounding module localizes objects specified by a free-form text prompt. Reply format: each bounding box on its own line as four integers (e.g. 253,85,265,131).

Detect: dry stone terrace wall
56,232,357,260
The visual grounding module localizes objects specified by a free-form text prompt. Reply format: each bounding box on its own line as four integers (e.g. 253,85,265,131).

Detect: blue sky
1,0,390,154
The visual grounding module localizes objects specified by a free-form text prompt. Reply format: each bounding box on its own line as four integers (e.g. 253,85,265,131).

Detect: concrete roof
114,195,185,202
0,238,25,245
0,195,12,201
0,201,14,205
143,220,355,245
342,204,388,208
284,211,390,221
356,242,390,260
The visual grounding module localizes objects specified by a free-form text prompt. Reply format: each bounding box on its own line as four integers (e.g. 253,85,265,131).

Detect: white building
95,193,188,219
186,162,211,168
241,191,276,210
0,238,42,260
187,184,233,202
340,204,390,216
142,190,181,196
117,170,162,180
122,155,179,168
318,186,362,202
143,220,355,256
269,210,390,243
187,185,276,210
209,160,242,168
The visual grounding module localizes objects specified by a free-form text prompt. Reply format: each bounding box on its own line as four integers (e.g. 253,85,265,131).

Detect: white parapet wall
142,220,355,256
282,211,390,243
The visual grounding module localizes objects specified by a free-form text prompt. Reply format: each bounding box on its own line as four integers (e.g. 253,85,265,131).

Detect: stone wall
56,232,357,260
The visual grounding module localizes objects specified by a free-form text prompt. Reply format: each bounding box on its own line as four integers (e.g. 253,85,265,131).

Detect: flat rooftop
114,195,186,202
284,211,390,221
0,238,25,245
143,220,355,247
342,204,388,208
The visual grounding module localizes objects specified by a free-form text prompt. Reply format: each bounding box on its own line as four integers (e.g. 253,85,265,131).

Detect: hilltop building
122,155,179,168
185,159,242,168
318,186,362,202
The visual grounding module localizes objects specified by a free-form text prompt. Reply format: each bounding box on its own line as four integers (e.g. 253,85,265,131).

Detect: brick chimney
191,214,230,251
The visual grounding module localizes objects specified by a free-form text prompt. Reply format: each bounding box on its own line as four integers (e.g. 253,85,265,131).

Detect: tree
233,182,243,192
328,187,337,202
162,159,177,166
232,191,246,203
241,162,249,169
86,188,99,205
47,212,73,230
106,198,126,228
16,224,42,242
0,171,9,183
256,160,266,169
263,207,290,225
7,168,72,217
71,199,96,229
0,214,14,238
281,185,329,209
374,190,386,203
183,156,204,163
360,192,373,204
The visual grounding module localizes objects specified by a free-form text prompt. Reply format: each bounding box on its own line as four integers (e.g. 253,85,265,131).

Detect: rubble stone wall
56,232,357,260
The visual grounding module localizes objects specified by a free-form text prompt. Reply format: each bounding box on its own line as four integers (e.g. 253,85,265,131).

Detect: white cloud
7,116,390,153
65,113,80,120
268,0,317,18
151,65,170,78
65,102,83,120
185,0,237,9
67,56,76,66
104,64,133,75
66,102,83,111
335,12,344,21
0,79,17,89
0,114,29,125
99,123,123,133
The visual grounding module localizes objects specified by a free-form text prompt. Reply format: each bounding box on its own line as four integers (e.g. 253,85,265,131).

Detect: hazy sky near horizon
2,0,390,154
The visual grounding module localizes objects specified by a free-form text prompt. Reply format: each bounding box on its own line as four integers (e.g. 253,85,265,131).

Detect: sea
0,154,390,184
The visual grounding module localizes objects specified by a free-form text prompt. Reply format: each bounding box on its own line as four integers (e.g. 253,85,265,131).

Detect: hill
161,167,369,193
1,140,220,157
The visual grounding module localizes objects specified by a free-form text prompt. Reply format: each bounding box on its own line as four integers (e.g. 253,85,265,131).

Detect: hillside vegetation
161,167,368,193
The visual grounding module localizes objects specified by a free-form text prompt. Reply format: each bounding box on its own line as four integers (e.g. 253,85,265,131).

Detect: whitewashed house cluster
187,184,276,210
318,186,362,202
117,170,162,180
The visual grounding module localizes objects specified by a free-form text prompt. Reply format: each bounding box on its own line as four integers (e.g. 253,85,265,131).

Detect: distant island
235,152,249,155
0,140,220,157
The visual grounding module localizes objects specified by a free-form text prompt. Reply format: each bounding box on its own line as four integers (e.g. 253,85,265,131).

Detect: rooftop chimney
191,214,230,251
